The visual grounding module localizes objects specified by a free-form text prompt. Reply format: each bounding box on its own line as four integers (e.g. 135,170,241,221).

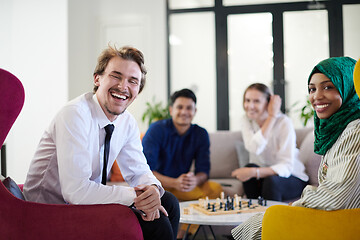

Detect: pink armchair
0,68,143,240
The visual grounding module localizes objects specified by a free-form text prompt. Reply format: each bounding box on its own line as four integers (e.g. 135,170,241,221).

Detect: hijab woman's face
308,73,342,119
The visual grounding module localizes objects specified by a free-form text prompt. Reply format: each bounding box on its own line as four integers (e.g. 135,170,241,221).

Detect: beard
105,104,125,117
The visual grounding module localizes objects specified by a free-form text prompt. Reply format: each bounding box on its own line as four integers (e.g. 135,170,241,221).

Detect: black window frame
167,0,360,130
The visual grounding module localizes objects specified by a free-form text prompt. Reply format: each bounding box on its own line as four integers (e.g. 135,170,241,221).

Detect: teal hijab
308,57,360,155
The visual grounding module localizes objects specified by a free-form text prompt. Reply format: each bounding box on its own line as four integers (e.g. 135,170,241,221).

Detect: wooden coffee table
179,198,286,240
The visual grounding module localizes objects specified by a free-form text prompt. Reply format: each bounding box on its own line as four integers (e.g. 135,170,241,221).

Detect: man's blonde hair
93,45,147,93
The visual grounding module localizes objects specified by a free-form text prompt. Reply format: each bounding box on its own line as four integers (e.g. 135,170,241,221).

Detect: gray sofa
208,128,322,197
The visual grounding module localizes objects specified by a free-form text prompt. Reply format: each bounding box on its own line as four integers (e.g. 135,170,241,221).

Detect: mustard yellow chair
262,205,360,240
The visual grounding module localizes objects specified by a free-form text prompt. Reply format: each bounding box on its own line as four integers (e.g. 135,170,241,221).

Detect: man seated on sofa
142,88,222,201
23,45,179,240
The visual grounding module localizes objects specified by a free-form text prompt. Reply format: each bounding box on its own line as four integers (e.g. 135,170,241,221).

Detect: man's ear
169,105,173,116
94,74,100,87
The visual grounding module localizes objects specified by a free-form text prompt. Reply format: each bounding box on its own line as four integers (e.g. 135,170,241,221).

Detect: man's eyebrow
111,71,123,76
111,71,139,81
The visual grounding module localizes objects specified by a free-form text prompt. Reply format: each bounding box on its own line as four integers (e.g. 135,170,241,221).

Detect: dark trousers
243,163,308,202
132,191,180,240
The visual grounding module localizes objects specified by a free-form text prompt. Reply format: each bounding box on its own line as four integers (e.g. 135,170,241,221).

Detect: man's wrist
151,184,161,195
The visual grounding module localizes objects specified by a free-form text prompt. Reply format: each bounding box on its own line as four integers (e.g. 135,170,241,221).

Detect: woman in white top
231,83,308,201
231,56,360,240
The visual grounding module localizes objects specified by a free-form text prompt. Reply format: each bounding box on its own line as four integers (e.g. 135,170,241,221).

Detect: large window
167,0,360,131
284,10,329,127
169,12,217,131
228,13,273,130
168,0,214,9
343,4,360,60
224,0,305,5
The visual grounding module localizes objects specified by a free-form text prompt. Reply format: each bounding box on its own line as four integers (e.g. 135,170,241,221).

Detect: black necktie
102,124,114,185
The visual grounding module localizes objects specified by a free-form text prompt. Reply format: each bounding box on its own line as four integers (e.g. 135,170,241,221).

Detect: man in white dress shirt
23,46,179,240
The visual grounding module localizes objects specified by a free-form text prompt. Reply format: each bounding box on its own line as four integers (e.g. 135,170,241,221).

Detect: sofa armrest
262,205,360,240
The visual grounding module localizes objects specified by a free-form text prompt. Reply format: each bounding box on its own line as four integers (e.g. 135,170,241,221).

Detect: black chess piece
248,199,252,207
212,203,216,212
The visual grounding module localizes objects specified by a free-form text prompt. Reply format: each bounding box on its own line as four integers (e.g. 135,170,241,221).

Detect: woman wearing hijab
231,56,360,240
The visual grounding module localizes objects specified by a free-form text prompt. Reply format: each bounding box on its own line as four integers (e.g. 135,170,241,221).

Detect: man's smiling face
94,56,141,121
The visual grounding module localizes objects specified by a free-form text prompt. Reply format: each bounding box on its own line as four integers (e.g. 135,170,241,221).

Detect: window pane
169,0,214,9
224,0,305,6
169,12,216,131
343,4,360,61
228,13,273,131
284,10,329,128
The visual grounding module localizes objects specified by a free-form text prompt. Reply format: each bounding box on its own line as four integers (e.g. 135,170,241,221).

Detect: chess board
188,199,267,216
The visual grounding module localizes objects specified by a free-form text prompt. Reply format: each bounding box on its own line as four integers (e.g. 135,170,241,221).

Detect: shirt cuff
121,186,137,206
153,184,165,197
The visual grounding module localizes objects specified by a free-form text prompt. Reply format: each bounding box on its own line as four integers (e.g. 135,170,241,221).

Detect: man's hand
231,167,256,182
133,184,168,221
175,172,197,192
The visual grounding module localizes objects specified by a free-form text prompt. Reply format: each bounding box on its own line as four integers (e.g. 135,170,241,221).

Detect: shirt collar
92,93,119,129
168,118,193,137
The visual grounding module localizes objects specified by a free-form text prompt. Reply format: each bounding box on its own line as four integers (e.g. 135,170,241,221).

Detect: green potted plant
290,98,314,127
299,99,314,127
142,97,170,126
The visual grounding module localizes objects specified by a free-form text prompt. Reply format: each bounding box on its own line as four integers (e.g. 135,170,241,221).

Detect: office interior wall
68,0,167,133
1,0,166,183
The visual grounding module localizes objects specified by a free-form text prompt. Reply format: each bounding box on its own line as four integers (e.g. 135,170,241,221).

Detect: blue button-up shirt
142,118,210,178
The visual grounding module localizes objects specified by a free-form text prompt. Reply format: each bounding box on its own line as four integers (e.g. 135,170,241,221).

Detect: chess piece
258,196,264,206
234,194,239,207
212,204,216,212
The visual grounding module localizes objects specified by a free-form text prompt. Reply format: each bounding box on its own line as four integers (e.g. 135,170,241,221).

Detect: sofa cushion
209,131,242,179
235,140,249,168
210,178,244,197
298,131,321,186
295,128,313,148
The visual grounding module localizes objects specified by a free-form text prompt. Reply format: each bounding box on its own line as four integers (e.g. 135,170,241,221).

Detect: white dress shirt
24,92,163,206
240,114,308,181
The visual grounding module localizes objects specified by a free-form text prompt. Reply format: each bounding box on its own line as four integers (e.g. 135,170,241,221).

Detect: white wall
68,0,167,133
1,0,167,183
0,0,68,183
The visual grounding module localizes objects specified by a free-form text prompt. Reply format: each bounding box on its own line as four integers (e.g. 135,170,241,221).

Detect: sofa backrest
298,130,321,186
294,128,313,148
208,128,321,186
208,131,242,178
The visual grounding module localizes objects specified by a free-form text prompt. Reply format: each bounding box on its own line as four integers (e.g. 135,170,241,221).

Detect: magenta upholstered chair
0,68,25,147
0,68,143,240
